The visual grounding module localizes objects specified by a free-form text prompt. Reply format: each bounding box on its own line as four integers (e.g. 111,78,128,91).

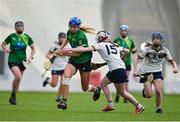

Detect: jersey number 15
105,45,117,55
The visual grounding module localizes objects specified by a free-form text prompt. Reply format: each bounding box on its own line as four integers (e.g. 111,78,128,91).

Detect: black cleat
42,77,50,87
156,108,163,113
93,87,101,101
9,97,17,105
115,95,120,103
57,101,67,110
142,89,146,98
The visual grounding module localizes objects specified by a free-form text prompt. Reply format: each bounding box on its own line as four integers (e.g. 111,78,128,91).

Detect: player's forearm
1,42,10,53
46,52,54,60
71,46,94,53
170,60,178,71
60,39,68,49
132,53,138,70
61,52,81,56
29,45,36,59
133,56,139,72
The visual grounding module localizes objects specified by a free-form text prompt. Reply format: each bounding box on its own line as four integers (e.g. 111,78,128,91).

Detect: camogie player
61,31,144,113
42,32,69,102
56,17,106,110
1,21,36,105
133,32,178,113
113,25,137,103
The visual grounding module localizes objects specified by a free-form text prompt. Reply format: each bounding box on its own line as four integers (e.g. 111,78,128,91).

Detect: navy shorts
106,68,128,83
51,70,64,75
68,59,92,72
8,62,26,71
140,71,163,83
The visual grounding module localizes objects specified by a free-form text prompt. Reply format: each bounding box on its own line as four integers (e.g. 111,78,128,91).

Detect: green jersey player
1,21,36,105
56,17,105,110
113,25,137,103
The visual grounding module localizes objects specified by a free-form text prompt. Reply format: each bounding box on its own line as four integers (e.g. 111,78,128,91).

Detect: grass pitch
0,91,180,121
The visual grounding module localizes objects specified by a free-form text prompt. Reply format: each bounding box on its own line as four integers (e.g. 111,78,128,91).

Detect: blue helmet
152,32,163,40
69,17,81,27
120,25,129,31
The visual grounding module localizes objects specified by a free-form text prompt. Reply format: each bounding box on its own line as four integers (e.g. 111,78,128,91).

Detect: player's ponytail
80,25,96,34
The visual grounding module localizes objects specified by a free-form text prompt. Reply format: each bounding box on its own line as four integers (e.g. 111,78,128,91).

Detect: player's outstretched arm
60,39,69,49
133,56,140,77
68,46,95,53
55,46,94,56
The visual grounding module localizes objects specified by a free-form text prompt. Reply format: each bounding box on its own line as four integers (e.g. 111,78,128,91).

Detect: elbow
1,42,5,48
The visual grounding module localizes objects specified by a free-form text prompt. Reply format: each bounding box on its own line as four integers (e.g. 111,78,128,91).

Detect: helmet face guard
96,31,111,42
69,17,81,27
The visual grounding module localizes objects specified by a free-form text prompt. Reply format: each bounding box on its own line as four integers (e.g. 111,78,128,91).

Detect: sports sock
108,101,113,106
11,92,16,97
56,96,62,101
63,98,67,104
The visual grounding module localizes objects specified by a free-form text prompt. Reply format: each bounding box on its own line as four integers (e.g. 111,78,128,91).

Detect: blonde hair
80,25,96,34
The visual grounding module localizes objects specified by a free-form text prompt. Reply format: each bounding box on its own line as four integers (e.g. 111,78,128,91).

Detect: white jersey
94,42,126,71
49,42,70,70
138,46,173,74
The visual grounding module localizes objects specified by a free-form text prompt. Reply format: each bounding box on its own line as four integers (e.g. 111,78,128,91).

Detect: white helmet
96,31,111,42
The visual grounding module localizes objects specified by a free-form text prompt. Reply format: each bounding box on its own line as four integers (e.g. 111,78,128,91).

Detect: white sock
108,101,114,106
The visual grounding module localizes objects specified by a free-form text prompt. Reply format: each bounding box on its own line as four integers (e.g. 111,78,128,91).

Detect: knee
145,93,152,98
156,89,162,97
50,80,58,87
50,82,57,87
82,86,89,92
14,75,22,81
119,91,126,97
100,82,105,88
62,78,70,86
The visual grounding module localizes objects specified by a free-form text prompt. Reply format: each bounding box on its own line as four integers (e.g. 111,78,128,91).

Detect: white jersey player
49,41,69,71
61,31,144,114
43,32,69,102
134,32,178,113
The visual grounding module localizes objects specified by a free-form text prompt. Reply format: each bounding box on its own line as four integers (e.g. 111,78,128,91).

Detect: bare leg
114,83,144,113
9,66,24,105
79,71,96,92
153,79,163,113
62,63,76,99
143,81,153,98
57,63,76,109
100,76,112,102
57,74,63,97
49,74,59,87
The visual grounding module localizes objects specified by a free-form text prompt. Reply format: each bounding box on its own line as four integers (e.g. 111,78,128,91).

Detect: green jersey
4,33,34,63
67,30,92,63
113,37,135,66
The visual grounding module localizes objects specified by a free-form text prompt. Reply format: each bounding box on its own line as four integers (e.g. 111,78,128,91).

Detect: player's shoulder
114,37,121,42
145,45,152,50
128,37,135,42
77,30,86,38
52,41,60,47
161,46,170,52
53,41,58,45
23,33,30,37
8,33,16,37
